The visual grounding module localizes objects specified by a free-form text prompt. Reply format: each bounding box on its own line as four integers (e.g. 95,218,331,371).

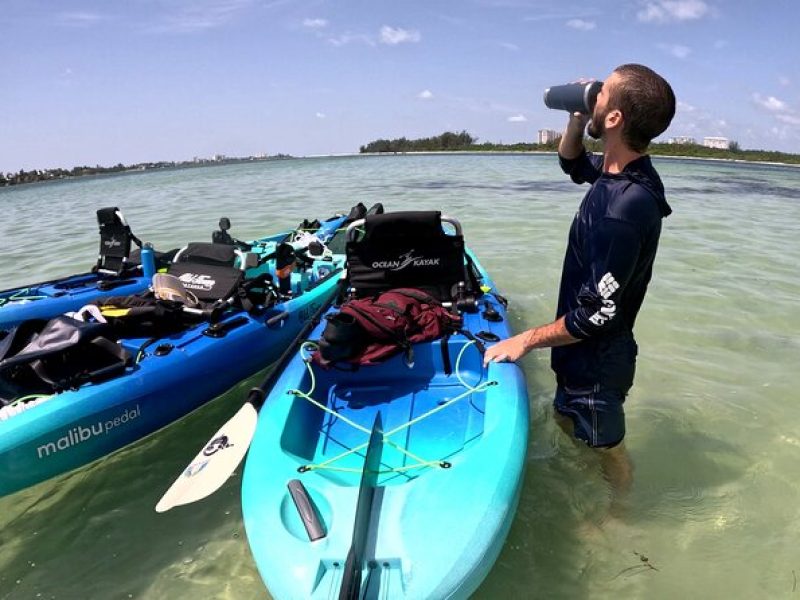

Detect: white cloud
753,93,800,129
776,114,800,125
638,0,710,23
58,11,107,26
147,0,254,34
418,90,433,100
303,18,328,29
499,42,520,51
508,114,527,122
658,43,691,58
677,100,696,112
380,26,421,45
779,76,791,86
566,19,596,31
315,112,326,119
753,94,788,113
327,33,375,47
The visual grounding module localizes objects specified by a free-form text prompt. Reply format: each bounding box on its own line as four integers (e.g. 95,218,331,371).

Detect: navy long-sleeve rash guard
551,151,671,390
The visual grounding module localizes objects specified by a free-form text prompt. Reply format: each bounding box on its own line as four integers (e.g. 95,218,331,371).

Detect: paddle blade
155,402,258,513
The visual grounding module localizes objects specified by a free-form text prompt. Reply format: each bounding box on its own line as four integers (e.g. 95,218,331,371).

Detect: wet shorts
553,385,627,449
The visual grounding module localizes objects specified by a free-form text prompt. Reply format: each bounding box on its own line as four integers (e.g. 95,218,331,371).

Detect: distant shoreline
4,150,799,189
321,150,800,169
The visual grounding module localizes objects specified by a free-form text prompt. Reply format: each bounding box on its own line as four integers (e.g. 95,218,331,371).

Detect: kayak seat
95,207,142,276
168,242,245,303
0,316,131,402
345,211,477,303
313,211,482,368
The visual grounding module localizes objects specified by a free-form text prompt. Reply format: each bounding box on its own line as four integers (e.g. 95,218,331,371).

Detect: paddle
155,270,346,513
339,413,384,600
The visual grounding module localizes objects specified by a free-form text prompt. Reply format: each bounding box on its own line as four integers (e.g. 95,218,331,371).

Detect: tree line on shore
4,132,798,187
0,156,286,187
359,131,800,165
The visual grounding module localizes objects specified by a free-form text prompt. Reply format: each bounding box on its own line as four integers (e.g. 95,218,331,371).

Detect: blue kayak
0,216,349,497
0,208,347,330
241,211,529,599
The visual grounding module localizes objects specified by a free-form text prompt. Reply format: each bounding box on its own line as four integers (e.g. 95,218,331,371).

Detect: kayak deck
282,339,488,488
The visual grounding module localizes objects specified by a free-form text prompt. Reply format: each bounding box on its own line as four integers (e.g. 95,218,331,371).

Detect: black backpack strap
440,332,452,376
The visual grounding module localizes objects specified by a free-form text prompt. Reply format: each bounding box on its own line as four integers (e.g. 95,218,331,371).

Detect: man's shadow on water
473,368,751,599
0,373,267,600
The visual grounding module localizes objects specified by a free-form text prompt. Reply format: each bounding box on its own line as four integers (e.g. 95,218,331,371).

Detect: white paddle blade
155,403,259,513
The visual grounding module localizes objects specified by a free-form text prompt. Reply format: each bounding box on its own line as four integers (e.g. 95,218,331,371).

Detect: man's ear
606,109,623,130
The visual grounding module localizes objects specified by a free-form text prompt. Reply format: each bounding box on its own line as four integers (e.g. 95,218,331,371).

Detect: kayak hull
0,214,348,497
0,268,343,497
241,254,529,599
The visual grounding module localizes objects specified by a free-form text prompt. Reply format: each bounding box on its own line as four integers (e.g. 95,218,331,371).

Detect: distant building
538,129,560,144
212,154,227,162
669,136,696,145
703,136,730,150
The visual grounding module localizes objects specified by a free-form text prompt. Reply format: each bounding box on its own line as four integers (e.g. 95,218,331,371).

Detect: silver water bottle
543,81,602,114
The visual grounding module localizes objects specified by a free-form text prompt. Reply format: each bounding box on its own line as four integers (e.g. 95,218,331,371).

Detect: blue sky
2,0,799,172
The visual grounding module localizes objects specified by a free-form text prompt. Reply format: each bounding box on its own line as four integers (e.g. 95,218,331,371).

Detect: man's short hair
610,64,676,153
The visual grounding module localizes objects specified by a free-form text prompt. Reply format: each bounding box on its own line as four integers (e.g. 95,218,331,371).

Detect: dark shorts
553,385,627,449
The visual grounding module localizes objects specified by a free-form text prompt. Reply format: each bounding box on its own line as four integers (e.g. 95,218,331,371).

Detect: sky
2,0,800,172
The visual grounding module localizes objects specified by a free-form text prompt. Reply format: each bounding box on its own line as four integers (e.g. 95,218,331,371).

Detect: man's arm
558,113,602,184
558,112,590,159
483,316,579,366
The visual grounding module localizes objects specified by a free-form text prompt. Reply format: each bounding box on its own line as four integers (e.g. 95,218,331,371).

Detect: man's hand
482,333,531,367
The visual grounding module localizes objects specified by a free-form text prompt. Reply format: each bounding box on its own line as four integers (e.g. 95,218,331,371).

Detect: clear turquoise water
1,154,799,599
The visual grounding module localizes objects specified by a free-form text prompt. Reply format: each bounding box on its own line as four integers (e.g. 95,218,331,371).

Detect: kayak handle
287,479,327,542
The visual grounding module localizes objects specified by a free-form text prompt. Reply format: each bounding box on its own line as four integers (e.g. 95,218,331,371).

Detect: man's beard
587,106,608,140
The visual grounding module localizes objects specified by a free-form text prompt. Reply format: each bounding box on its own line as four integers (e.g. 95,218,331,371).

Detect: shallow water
1,154,799,599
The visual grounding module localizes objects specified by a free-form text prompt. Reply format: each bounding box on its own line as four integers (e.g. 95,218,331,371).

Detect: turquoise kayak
0,215,349,498
241,211,529,599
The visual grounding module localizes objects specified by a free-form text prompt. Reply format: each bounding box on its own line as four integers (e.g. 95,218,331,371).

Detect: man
484,64,675,512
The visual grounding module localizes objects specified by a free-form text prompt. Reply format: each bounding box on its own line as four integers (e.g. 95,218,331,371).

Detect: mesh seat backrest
345,211,468,301
174,242,237,267
96,207,135,275
168,243,241,302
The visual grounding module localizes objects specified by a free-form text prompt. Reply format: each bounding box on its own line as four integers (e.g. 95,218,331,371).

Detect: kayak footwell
280,343,488,488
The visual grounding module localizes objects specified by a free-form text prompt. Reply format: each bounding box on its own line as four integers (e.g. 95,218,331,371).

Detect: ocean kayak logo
179,273,216,292
36,405,141,459
372,250,440,271
103,236,122,249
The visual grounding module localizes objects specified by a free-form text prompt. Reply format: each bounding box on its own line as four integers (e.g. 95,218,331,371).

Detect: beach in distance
0,153,799,599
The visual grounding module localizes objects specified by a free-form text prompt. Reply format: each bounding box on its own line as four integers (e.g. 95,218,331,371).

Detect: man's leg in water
553,387,633,517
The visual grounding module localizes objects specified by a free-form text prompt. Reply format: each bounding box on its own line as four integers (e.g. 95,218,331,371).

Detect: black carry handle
287,479,327,541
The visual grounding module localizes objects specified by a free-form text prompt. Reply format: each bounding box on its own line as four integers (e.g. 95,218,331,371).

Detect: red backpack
313,288,462,367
